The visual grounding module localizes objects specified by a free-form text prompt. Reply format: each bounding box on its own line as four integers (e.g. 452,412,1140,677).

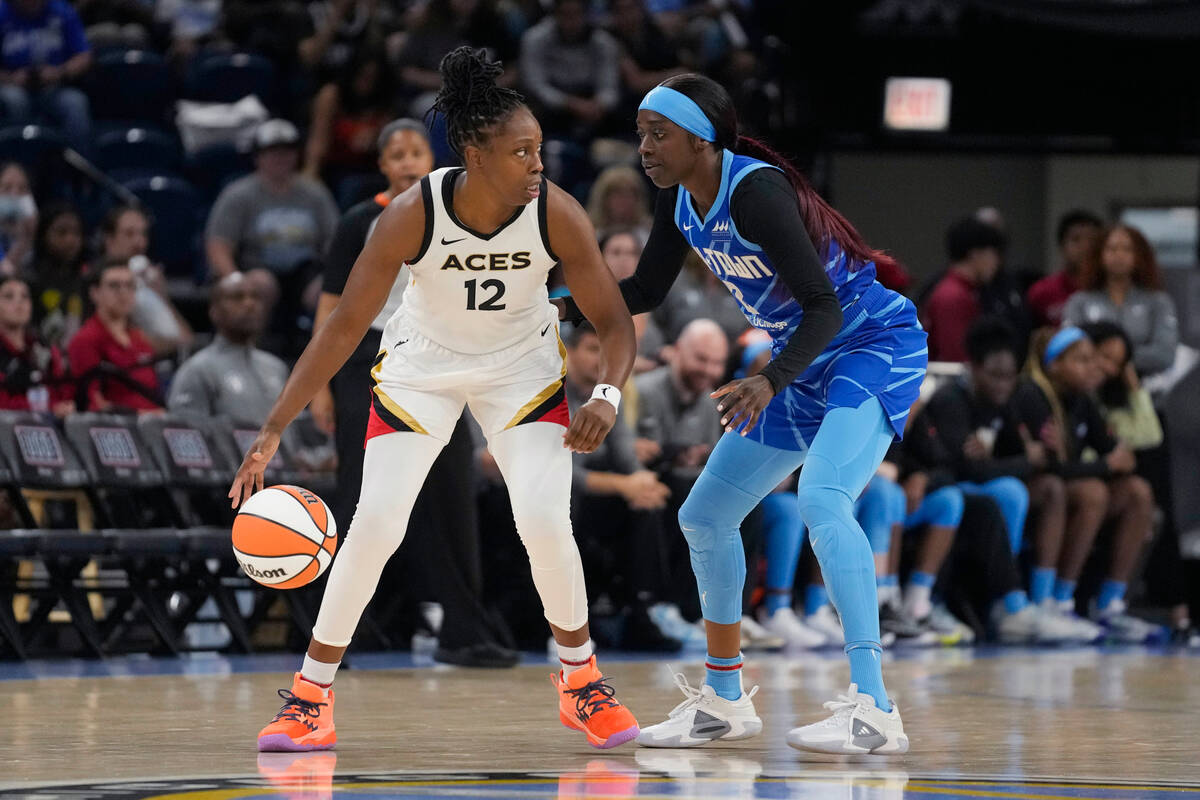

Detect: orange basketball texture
232,485,337,589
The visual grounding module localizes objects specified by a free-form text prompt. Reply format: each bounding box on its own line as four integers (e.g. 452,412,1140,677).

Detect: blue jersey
677,150,928,450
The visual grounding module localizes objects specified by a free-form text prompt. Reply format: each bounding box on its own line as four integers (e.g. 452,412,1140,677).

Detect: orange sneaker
257,673,336,752
552,656,639,749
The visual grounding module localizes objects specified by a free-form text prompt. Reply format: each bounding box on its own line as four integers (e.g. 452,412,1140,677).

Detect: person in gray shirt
1063,224,1178,377
519,0,622,139
167,273,331,467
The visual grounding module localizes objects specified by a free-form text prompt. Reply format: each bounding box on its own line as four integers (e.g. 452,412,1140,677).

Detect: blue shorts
741,282,928,451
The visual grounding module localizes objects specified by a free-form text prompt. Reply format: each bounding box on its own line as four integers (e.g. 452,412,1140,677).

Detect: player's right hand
563,398,615,454
229,429,280,509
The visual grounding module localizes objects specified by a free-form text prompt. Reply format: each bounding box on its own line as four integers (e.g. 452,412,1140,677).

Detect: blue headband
639,86,717,142
1044,326,1087,366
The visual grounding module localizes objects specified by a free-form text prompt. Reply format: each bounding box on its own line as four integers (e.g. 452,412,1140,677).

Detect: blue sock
1097,580,1127,613
705,652,744,701
877,573,899,589
804,584,830,617
1030,567,1056,605
909,571,936,590
847,644,891,712
765,591,791,615
1053,578,1077,605
1003,589,1028,615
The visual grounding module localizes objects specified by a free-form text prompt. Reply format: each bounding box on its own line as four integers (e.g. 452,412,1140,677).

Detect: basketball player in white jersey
231,47,640,752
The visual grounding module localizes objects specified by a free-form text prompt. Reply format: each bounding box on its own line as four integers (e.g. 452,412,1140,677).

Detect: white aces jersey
380,167,559,355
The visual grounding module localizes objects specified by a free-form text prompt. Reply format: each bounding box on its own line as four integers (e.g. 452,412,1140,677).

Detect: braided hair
431,46,526,162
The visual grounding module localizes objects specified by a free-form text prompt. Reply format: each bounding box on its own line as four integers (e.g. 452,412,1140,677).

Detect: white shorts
366,313,569,445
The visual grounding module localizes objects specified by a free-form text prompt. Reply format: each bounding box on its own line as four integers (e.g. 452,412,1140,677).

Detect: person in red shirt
0,275,73,414
67,259,161,412
919,217,1005,362
1026,210,1103,329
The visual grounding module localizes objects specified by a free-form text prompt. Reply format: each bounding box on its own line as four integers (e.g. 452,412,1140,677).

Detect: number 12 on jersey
464,278,506,311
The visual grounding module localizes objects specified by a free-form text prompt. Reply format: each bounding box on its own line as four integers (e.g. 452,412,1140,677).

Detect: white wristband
591,383,621,412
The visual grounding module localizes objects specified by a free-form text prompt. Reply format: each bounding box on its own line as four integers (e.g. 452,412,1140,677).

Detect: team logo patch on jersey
712,219,732,240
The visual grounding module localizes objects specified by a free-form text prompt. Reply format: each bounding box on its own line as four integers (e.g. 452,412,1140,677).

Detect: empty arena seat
136,413,237,529
120,175,204,278
94,127,183,180
0,125,71,189
0,411,90,492
184,141,253,202
184,52,276,106
87,50,174,125
63,413,175,528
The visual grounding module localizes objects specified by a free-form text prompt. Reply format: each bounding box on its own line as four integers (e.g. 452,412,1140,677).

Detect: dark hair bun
435,47,503,118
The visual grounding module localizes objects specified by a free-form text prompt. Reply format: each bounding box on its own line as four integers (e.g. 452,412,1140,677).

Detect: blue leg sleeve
797,397,896,711
678,433,805,625
904,486,965,530
858,476,905,554
960,477,1029,555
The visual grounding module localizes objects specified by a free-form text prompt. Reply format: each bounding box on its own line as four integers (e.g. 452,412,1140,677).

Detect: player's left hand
711,375,774,436
563,398,616,454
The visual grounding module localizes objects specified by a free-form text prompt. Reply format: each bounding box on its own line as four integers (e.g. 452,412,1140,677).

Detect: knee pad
923,486,965,528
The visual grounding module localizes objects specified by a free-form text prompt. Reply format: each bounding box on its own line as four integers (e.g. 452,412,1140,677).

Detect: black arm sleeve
730,169,843,393
561,186,691,324
321,201,381,296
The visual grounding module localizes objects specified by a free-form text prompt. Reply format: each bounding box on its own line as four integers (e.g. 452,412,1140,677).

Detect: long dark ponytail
660,73,898,275
431,46,525,162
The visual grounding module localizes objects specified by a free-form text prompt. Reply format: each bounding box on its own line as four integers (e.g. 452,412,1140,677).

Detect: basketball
232,485,337,589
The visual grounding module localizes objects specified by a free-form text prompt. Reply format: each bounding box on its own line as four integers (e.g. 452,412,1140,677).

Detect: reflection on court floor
4,761,1199,800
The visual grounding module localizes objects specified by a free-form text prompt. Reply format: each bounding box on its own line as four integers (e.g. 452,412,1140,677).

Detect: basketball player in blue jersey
559,74,926,754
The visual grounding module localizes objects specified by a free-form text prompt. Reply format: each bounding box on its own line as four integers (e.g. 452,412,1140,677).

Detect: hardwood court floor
3,647,1199,799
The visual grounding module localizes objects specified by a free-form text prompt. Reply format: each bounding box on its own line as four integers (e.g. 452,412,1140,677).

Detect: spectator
297,0,396,83
303,45,397,202
0,161,36,275
599,227,662,377
0,275,71,414
519,0,622,139
205,119,339,344
395,0,520,118
0,0,92,150
99,206,194,358
153,0,223,64
607,0,685,123
586,165,652,242
564,321,677,651
1084,320,1194,643
67,258,161,412
1016,326,1162,643
1027,210,1103,329
919,216,1005,362
167,272,327,468
27,200,85,348
1063,223,1178,379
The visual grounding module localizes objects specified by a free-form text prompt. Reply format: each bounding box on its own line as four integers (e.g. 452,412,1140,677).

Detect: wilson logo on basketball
239,560,287,580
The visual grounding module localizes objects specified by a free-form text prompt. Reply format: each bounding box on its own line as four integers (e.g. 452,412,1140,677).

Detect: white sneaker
1092,599,1166,644
1046,599,1103,642
636,672,762,748
806,605,845,646
648,603,708,649
759,607,826,649
740,615,785,651
924,605,975,645
786,683,909,755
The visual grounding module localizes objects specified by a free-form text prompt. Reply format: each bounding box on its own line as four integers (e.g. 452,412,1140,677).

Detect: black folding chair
0,412,110,657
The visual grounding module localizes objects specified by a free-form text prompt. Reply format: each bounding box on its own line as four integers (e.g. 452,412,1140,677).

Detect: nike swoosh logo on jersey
397,339,409,346
682,223,693,231
540,323,552,336
441,236,467,245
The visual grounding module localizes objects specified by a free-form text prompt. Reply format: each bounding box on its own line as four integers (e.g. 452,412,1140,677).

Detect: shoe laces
564,676,619,722
272,688,326,724
664,670,758,718
816,684,872,729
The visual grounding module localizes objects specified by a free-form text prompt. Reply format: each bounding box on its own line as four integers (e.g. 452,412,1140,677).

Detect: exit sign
884,78,951,132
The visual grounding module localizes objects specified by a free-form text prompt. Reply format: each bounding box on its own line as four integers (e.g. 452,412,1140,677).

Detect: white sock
877,584,899,608
556,639,594,676
903,584,933,621
300,654,340,690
